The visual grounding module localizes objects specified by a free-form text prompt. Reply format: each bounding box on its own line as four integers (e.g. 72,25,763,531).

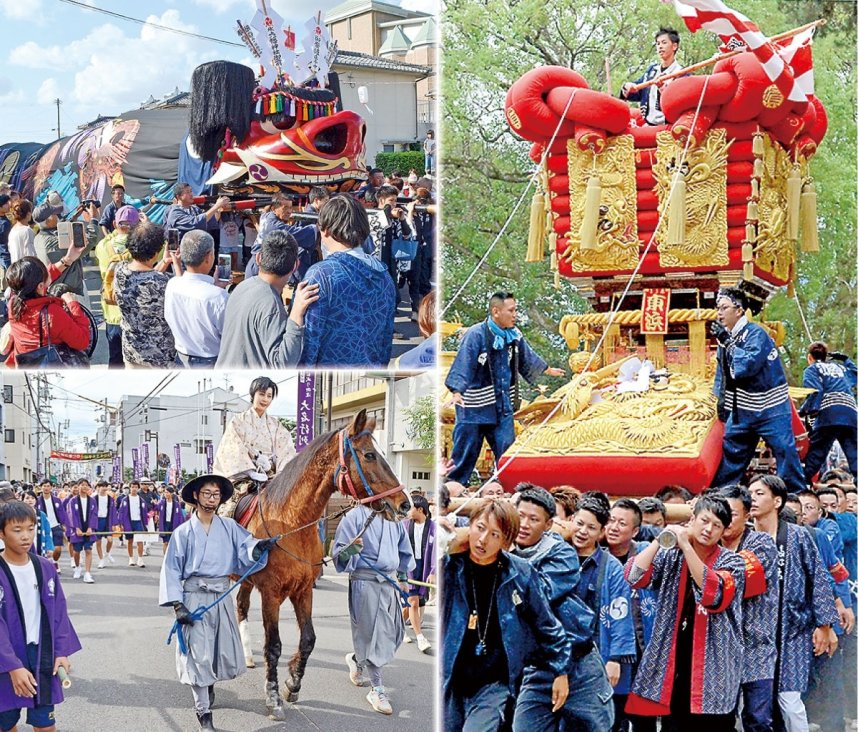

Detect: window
2,386,11,403
201,415,208,426
412,471,430,481
194,439,212,455
4,430,13,443
382,144,395,153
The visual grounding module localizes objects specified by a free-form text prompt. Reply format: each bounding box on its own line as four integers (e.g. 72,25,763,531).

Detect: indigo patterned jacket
445,321,547,425
736,528,779,683
800,358,857,429
625,544,745,716
775,520,839,692
714,321,791,424
442,551,570,695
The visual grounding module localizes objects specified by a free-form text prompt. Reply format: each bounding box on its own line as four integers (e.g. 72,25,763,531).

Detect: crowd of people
0,172,437,369
440,470,858,732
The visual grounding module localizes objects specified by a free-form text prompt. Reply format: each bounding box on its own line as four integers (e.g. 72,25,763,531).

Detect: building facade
0,373,37,483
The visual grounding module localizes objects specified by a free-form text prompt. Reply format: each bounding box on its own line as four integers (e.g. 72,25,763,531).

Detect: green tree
442,0,856,385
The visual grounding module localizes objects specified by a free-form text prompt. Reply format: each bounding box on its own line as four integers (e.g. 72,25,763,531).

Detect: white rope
450,73,713,515
792,282,814,343
440,90,578,318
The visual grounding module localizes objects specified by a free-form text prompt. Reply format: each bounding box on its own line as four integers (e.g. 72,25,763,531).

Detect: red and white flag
667,0,810,102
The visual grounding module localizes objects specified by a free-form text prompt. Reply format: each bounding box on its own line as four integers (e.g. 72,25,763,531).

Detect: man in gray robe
159,474,277,731
332,504,415,715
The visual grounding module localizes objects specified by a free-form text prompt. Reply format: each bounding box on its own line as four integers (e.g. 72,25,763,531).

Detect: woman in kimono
213,376,295,518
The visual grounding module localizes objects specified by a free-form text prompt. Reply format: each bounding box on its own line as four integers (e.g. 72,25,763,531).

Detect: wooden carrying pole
627,18,826,94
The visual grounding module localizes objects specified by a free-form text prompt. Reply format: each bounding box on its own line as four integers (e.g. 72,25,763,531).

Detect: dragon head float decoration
189,7,366,196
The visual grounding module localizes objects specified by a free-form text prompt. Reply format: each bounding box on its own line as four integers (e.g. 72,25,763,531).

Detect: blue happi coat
736,528,779,683
807,525,851,635
714,320,791,424
774,520,839,692
576,547,637,695
0,555,81,712
623,540,658,654
800,358,858,429
625,545,745,716
445,321,547,425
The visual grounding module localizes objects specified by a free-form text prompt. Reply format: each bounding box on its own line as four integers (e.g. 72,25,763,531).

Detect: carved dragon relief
654,128,731,268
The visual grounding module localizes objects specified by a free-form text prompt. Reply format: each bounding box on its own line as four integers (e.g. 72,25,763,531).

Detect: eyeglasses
716,305,738,312
198,491,221,500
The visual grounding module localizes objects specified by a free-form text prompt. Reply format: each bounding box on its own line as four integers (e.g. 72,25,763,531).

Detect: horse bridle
334,428,406,511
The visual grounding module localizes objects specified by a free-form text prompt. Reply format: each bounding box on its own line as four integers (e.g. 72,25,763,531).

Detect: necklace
468,561,500,657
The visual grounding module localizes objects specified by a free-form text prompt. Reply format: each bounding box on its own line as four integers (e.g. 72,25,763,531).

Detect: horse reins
255,428,406,567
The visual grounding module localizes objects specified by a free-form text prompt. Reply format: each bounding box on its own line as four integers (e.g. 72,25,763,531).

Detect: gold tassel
745,223,756,242
747,200,758,220
579,175,602,250
667,170,686,247
550,247,560,289
752,131,764,156
786,164,802,241
751,179,759,198
526,192,546,262
800,181,819,252
742,241,754,280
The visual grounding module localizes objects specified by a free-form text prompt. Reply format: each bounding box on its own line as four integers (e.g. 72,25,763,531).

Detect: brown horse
235,408,411,720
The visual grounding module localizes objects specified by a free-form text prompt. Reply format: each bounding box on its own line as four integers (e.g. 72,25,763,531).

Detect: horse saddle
234,492,259,529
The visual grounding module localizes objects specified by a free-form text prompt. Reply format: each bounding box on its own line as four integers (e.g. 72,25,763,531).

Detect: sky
0,0,435,145
47,371,300,448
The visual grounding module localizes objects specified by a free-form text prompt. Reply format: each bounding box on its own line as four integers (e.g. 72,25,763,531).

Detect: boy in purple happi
65,480,98,584
0,501,81,732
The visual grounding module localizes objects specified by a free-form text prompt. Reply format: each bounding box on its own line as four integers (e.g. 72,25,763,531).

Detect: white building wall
0,374,36,482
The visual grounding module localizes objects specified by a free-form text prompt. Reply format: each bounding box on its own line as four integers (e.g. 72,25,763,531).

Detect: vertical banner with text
205,442,214,473
132,448,141,480
296,372,316,452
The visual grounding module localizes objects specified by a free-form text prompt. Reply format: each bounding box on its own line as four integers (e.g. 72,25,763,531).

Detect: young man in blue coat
712,287,805,494
444,292,564,485
800,341,857,481
620,27,683,126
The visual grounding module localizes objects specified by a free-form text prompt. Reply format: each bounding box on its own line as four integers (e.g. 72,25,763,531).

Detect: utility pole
54,98,62,139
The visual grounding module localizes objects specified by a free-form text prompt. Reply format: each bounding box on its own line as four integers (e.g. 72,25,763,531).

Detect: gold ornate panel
653,128,730,268
756,135,804,282
563,134,638,272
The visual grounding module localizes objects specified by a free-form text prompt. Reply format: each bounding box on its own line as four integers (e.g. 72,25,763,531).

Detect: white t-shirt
6,560,41,644
43,496,59,528
79,496,89,521
129,496,141,522
413,521,425,561
97,494,110,518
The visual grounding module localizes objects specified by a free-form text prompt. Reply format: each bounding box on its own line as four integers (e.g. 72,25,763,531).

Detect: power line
56,0,244,48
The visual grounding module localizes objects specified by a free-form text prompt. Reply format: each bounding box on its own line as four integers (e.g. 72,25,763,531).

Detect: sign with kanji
132,448,141,479
174,444,182,474
296,372,316,452
50,450,113,461
205,442,214,473
641,288,671,334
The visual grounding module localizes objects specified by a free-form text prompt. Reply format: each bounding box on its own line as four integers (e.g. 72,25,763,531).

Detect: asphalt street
80,260,422,368
56,541,436,732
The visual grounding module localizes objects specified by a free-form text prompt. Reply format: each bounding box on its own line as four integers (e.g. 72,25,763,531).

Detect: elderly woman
3,255,91,367
213,376,296,517
113,221,177,368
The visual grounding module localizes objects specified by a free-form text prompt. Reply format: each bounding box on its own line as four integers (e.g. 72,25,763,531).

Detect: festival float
189,4,366,204
449,13,826,495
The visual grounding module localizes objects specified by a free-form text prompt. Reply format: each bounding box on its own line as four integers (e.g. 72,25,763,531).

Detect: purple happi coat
35,494,67,529
157,497,186,541
94,493,119,527
0,555,81,712
117,494,147,533
625,544,745,716
65,495,98,543
775,520,838,693
404,518,436,600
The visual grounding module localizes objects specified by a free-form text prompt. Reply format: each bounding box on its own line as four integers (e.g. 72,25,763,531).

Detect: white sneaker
73,566,82,579
129,558,137,567
97,560,105,569
137,559,145,568
403,635,413,644
107,554,116,565
416,635,431,653
345,653,369,687
69,557,75,569
143,547,150,556
83,572,94,584
366,687,392,715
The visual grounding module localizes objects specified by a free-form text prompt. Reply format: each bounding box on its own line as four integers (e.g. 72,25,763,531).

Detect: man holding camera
711,287,805,494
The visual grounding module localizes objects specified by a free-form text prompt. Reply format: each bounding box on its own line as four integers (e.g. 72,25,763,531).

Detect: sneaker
69,557,75,569
97,560,105,569
143,547,150,556
137,560,145,568
129,558,137,567
83,572,94,584
366,687,392,715
345,653,369,687
107,554,116,565
403,635,413,644
73,566,82,579
416,635,431,653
